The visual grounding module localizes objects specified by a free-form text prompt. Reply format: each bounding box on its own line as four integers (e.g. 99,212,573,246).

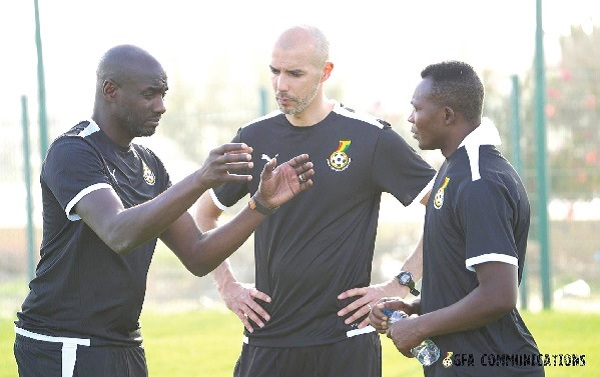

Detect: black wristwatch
248,194,278,216
396,271,420,296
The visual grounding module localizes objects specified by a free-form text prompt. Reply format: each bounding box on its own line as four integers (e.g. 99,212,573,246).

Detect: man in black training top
195,25,436,377
14,44,314,377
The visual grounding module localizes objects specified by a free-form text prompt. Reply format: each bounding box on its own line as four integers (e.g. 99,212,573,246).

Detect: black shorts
234,332,382,377
14,333,147,377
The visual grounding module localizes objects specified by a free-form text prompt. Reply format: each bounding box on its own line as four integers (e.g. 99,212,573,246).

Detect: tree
544,25,600,199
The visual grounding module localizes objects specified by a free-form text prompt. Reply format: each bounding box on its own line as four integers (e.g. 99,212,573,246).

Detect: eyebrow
270,65,304,74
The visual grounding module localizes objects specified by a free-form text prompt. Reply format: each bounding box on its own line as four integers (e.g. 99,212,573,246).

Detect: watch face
399,272,411,284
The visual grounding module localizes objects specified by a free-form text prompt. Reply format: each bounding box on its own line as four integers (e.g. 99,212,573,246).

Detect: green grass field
1,310,597,376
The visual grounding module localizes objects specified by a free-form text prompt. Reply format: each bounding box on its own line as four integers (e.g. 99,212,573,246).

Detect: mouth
276,95,294,106
147,118,161,127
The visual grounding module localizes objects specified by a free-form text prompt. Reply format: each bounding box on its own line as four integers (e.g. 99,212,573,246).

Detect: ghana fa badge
327,140,352,171
433,177,450,209
142,160,156,185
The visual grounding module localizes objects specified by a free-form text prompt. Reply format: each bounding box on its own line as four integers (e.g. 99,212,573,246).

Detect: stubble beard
121,108,156,138
277,82,320,116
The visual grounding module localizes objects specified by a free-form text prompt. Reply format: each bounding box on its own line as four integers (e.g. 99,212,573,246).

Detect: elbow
102,231,140,255
494,298,517,317
184,262,213,278
107,240,136,255
488,288,518,319
181,260,217,278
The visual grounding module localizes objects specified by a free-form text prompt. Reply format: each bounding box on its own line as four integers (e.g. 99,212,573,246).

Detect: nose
154,96,166,114
274,74,288,92
407,110,415,124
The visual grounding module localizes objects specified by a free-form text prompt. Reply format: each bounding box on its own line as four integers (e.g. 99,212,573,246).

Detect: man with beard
13,44,315,377
194,25,435,376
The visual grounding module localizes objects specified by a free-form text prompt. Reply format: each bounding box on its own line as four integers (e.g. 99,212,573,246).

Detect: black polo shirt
211,102,435,347
16,120,170,346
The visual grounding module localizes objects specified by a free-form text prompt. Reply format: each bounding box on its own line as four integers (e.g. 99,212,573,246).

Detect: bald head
96,44,165,94
275,25,329,68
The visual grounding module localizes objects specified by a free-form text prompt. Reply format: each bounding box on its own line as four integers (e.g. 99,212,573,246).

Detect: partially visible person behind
13,44,314,377
369,60,544,376
194,25,436,377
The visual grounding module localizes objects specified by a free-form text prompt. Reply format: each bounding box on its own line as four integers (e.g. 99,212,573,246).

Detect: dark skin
369,77,518,358
77,45,315,276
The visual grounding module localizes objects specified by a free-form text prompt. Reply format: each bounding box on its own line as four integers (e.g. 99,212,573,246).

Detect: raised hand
195,143,255,189
254,154,314,208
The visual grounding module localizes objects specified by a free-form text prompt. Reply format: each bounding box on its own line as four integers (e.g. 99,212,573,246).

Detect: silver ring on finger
299,175,306,183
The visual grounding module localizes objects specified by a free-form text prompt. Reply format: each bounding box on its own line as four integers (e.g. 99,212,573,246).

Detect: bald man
194,25,436,376
14,44,314,377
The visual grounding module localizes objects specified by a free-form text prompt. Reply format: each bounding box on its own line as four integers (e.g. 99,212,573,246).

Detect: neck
91,111,132,148
285,97,335,127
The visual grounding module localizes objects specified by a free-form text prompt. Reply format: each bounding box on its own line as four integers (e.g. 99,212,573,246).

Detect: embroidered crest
142,160,156,185
442,352,454,368
433,177,450,209
327,140,352,171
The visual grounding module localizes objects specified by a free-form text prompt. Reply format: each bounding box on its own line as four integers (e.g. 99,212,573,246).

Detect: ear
443,106,455,126
102,80,119,101
321,62,334,82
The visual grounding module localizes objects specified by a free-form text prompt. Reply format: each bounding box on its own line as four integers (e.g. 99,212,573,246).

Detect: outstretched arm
75,143,256,255
162,154,314,277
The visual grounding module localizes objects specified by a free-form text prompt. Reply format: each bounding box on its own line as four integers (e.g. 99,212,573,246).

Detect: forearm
77,172,209,255
186,205,265,276
193,192,239,284
385,236,424,298
211,260,238,293
413,286,513,341
412,263,518,339
115,175,208,253
402,235,423,281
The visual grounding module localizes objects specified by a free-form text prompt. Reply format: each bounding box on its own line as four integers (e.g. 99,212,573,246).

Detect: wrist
393,280,411,299
248,193,278,215
395,271,420,297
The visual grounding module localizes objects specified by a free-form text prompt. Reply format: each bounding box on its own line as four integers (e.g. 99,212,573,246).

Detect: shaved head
96,44,165,93
275,25,329,68
92,44,168,141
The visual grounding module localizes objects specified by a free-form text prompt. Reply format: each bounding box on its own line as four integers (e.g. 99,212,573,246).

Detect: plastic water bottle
383,310,440,366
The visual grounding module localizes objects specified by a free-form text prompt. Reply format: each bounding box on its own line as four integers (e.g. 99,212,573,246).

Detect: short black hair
420,61,484,124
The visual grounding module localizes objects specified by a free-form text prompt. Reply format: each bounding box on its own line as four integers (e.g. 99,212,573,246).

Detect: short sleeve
211,128,251,208
42,136,112,220
458,179,519,271
372,127,435,206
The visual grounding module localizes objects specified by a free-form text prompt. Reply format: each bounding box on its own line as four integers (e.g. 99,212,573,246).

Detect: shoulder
47,124,99,156
49,120,103,149
240,110,284,130
333,103,391,130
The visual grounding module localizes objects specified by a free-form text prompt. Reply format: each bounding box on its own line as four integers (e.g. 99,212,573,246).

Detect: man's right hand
369,297,419,334
219,281,272,332
195,143,255,190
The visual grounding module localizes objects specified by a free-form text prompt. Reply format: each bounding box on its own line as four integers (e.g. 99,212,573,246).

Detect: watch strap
248,194,278,215
396,271,420,296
